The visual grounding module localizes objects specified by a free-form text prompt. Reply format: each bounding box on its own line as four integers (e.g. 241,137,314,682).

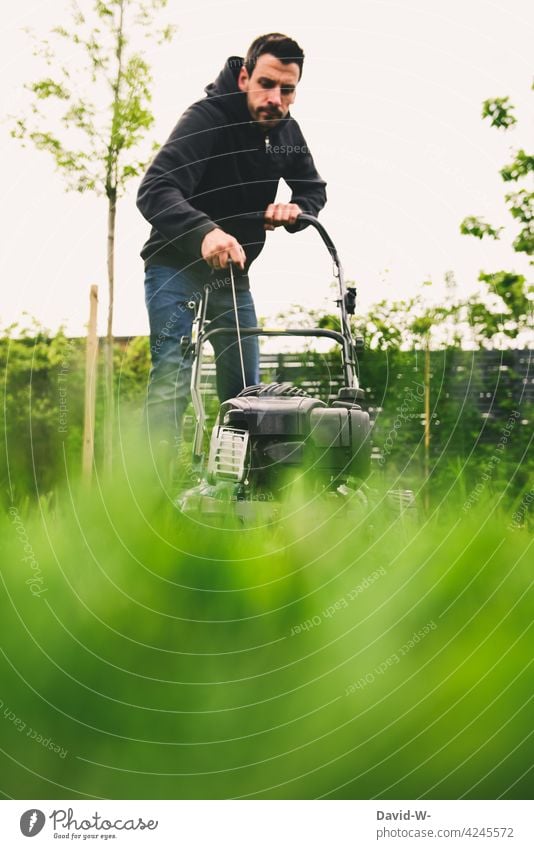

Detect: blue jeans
144,264,260,446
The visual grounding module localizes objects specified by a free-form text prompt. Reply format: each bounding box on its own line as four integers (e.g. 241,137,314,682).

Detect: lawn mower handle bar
197,326,349,348
241,210,354,359
241,211,351,349
241,211,341,265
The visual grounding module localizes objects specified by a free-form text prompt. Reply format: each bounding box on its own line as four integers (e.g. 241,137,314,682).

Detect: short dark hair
244,33,305,79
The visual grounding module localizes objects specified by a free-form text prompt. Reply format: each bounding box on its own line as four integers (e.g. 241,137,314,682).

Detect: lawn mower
177,213,372,523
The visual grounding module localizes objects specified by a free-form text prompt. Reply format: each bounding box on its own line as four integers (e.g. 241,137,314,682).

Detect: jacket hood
204,56,249,121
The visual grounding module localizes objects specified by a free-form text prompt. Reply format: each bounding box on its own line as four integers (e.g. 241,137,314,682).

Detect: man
137,33,327,452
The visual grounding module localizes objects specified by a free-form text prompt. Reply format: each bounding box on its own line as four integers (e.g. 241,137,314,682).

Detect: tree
11,0,175,473
460,87,533,345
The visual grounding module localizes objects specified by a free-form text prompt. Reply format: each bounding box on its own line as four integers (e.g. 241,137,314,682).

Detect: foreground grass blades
0,459,532,799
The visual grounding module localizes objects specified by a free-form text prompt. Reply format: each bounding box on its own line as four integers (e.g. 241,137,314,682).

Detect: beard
250,104,284,127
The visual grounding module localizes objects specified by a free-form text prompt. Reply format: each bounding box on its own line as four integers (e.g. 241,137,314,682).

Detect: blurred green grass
0,450,532,800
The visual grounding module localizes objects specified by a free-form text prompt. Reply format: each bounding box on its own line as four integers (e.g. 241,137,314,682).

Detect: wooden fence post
82,285,99,482
424,337,431,511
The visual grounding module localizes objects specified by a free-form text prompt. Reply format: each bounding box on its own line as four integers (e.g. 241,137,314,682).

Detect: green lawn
1,453,532,799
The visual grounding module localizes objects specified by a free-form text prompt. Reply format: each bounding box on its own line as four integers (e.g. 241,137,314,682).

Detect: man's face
237,54,300,130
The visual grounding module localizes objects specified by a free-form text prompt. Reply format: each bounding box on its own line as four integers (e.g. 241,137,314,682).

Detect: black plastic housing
219,388,371,484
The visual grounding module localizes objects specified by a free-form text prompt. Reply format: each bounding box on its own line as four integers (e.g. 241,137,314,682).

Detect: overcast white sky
1,0,533,336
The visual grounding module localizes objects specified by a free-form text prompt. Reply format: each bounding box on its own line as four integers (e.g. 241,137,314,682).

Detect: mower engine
207,382,371,492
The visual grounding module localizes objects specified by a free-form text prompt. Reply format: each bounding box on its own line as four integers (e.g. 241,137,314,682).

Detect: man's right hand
201,228,246,270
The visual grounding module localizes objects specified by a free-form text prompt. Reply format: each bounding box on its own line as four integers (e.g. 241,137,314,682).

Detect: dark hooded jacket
136,56,327,288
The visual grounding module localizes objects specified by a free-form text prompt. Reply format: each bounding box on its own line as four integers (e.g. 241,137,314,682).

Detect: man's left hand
264,203,302,231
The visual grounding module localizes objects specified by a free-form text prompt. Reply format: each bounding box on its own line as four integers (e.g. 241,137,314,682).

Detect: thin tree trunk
104,196,116,475
103,0,125,475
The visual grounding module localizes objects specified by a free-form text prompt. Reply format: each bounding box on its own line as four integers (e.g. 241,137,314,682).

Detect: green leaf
159,24,177,43
481,96,517,129
95,1,114,17
478,270,531,321
460,216,502,240
500,149,534,182
30,78,70,100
